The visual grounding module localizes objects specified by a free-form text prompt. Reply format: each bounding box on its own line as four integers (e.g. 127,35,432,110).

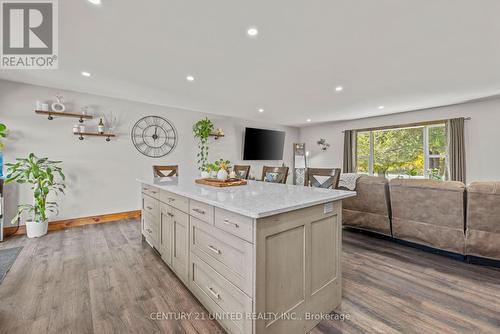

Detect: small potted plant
204,162,218,178
214,159,231,180
5,153,66,238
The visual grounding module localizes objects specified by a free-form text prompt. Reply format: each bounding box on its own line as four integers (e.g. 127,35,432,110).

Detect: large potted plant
5,153,66,238
193,117,214,172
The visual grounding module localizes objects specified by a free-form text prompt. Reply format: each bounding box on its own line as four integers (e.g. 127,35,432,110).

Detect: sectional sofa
342,176,500,264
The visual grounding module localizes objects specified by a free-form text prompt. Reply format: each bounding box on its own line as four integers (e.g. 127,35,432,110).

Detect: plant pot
217,169,228,180
201,171,210,178
25,220,48,238
210,171,218,178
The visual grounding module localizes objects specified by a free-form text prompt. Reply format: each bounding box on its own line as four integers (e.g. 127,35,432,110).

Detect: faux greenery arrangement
205,159,231,173
5,153,66,224
193,117,214,171
0,123,7,151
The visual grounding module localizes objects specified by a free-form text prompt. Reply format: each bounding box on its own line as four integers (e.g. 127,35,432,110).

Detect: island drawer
189,200,214,225
160,190,189,213
215,208,254,243
142,184,160,199
190,217,253,295
142,194,160,219
190,253,252,334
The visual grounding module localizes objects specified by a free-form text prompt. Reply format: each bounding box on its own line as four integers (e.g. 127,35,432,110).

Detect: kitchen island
138,177,356,334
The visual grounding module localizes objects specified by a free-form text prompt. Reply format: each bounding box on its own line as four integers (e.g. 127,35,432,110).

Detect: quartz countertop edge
138,178,356,219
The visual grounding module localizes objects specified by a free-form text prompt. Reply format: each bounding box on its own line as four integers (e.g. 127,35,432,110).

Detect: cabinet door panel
160,204,174,267
172,209,189,285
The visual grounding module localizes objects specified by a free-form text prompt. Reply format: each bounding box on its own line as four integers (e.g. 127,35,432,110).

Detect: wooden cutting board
195,178,248,187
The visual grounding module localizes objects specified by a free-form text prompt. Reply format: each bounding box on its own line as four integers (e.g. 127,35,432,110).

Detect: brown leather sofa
466,182,500,261
342,176,392,236
389,179,466,254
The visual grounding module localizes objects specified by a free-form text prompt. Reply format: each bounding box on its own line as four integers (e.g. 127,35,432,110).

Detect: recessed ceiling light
247,27,259,37
81,71,91,77
186,75,195,82
306,118,311,122
335,86,344,92
378,105,385,109
88,0,102,5
258,108,264,113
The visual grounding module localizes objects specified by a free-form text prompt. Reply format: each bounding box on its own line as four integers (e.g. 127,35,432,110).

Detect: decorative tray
195,178,248,187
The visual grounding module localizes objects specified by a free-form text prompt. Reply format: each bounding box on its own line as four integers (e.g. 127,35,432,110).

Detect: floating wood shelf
209,133,225,140
35,110,93,123
75,132,116,142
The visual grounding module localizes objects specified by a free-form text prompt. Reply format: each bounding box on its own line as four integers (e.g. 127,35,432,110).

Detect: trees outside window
356,124,447,180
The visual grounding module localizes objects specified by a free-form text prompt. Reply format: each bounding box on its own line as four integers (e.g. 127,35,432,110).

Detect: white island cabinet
139,178,356,334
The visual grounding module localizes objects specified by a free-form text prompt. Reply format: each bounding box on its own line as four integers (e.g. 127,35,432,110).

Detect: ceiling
1,0,500,126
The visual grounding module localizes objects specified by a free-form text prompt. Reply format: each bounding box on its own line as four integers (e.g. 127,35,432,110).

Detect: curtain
343,130,355,173
447,118,466,183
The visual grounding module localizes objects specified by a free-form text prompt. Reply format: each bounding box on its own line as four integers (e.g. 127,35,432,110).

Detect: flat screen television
243,128,285,160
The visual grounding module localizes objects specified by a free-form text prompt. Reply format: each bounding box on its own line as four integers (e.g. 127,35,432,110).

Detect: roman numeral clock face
131,116,177,157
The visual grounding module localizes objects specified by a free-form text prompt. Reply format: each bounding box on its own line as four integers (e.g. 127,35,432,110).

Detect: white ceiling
1,0,500,126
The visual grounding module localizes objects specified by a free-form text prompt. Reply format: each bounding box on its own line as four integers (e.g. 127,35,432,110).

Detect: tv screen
243,128,285,160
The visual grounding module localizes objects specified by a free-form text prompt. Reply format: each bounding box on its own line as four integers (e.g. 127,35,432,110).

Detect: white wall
299,97,500,183
0,80,299,223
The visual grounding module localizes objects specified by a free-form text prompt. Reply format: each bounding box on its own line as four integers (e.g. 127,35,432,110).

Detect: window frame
355,123,447,179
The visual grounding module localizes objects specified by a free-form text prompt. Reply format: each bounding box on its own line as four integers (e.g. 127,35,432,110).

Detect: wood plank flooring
0,219,499,334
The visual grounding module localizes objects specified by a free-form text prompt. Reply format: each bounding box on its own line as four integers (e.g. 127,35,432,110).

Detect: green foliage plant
5,153,66,224
193,117,214,171
0,123,7,151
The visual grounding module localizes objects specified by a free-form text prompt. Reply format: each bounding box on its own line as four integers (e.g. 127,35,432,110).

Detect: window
355,124,447,180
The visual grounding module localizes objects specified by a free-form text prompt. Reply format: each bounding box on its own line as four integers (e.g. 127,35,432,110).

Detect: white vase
210,171,218,178
25,220,48,238
217,169,228,180
201,171,209,178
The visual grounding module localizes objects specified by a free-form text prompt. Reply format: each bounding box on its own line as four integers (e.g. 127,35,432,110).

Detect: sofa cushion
343,175,391,236
389,179,465,254
466,182,500,260
389,179,465,192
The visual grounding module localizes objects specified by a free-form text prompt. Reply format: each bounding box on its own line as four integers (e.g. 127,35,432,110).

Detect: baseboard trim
3,210,142,236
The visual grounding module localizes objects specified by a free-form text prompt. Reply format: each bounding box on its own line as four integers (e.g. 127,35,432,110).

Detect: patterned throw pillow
264,172,282,183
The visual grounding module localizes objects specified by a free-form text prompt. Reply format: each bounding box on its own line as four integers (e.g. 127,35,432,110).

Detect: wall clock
131,116,177,157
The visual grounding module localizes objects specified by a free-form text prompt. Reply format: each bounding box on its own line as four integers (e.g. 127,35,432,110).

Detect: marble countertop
138,177,356,218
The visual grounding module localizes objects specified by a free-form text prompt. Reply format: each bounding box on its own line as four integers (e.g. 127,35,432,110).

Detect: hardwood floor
0,219,499,334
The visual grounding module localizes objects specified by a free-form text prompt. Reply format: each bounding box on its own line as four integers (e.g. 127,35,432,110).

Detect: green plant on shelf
5,153,66,224
0,123,7,151
193,117,214,171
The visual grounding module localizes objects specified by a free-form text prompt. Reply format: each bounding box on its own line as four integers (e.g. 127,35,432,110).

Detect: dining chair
261,166,289,184
233,165,251,179
153,165,179,177
304,168,341,189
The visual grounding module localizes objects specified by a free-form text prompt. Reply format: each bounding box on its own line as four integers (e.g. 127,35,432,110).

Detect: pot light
258,108,264,113
306,118,311,122
186,75,195,82
81,71,91,77
88,0,102,5
247,27,259,37
335,86,343,92
378,105,385,109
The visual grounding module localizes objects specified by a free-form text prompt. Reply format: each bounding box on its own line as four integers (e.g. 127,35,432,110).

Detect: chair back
153,165,178,177
304,168,341,189
233,165,251,179
261,166,289,184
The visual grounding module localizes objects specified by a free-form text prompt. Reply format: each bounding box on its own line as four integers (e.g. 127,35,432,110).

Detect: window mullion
369,131,374,175
423,126,429,178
